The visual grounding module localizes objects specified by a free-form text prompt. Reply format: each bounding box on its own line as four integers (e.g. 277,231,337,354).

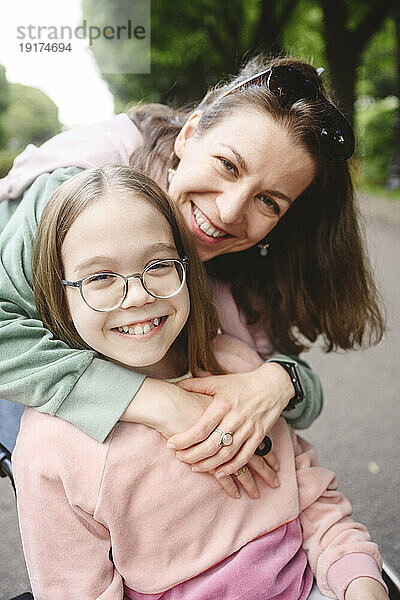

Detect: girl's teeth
117,318,163,336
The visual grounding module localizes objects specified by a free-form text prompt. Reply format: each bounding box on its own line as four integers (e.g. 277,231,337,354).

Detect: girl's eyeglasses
62,257,189,313
217,65,354,161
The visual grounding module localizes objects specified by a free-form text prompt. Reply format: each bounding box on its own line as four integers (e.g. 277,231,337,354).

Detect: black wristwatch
268,359,304,410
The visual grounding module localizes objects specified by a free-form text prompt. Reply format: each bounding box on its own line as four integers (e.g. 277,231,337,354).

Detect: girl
1,56,383,492
13,165,388,600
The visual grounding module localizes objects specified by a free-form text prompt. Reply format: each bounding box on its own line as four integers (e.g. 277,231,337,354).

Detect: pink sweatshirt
12,336,385,600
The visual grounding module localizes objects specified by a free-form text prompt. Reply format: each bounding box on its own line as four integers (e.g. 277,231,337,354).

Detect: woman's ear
174,110,202,159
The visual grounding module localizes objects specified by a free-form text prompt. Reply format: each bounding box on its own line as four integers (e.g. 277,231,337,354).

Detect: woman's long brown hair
127,54,385,354
32,166,223,375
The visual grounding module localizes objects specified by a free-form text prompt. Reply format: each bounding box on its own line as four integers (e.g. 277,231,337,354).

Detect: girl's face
169,108,316,261
61,194,190,379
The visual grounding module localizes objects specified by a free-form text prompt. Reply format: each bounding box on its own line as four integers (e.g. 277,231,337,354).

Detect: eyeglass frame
62,257,189,313
216,65,354,161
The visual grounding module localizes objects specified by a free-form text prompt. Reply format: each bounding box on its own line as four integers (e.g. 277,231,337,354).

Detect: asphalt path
0,194,399,599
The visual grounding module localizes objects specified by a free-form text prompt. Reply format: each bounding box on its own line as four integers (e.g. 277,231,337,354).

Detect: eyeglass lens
81,260,185,311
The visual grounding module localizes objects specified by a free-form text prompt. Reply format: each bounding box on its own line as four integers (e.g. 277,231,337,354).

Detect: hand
166,362,292,480
344,577,389,600
120,377,279,499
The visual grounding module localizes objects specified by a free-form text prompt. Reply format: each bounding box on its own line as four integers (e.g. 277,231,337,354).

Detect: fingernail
175,454,184,462
274,462,280,471
167,442,176,449
235,491,240,499
253,491,259,498
192,466,199,472
274,477,280,487
216,472,225,479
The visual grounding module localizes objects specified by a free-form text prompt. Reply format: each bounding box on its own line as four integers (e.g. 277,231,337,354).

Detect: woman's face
61,194,190,379
169,108,316,261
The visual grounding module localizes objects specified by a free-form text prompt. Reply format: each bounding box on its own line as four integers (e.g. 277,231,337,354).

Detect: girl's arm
294,431,388,600
12,415,125,599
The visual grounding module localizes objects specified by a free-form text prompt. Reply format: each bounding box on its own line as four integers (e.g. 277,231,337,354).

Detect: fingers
191,431,258,476
234,466,260,499
183,425,251,470
246,455,280,489
213,473,240,499
167,402,226,450
175,376,219,394
263,449,279,472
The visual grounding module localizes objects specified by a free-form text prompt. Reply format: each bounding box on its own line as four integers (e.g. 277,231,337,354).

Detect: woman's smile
190,202,232,245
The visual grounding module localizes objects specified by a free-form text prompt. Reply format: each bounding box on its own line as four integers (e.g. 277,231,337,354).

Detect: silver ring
213,428,234,447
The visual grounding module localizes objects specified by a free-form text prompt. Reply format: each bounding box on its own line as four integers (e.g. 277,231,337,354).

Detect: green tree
2,82,61,151
320,0,397,122
81,0,300,110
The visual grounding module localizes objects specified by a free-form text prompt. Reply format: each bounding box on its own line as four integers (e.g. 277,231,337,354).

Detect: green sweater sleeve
267,353,324,429
0,167,146,442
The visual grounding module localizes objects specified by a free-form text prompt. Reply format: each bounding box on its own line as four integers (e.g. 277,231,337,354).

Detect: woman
0,55,384,498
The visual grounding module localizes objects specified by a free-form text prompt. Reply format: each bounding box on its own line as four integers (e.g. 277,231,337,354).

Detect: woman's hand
344,577,389,600
166,362,293,480
120,376,280,499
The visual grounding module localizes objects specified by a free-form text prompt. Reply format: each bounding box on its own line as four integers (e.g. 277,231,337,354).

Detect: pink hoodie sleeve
0,114,142,202
293,431,388,599
12,410,125,599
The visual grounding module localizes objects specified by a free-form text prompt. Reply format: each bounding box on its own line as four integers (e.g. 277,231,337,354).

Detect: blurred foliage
355,96,398,185
0,64,10,148
2,82,61,152
357,18,397,99
0,149,18,179
82,0,301,112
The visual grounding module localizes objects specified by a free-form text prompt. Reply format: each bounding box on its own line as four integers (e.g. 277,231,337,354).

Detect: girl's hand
166,362,293,480
121,376,279,498
344,577,389,600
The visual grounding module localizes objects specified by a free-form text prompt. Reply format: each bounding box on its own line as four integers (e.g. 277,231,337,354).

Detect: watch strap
268,359,304,410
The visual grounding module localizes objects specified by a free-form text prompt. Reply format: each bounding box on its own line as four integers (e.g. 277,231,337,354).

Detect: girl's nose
120,277,156,309
215,190,248,226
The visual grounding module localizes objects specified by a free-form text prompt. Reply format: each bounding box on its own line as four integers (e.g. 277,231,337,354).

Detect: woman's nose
215,190,248,226
120,277,156,309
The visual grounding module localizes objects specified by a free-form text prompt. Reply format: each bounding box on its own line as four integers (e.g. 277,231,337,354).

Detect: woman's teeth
117,317,160,336
193,205,228,238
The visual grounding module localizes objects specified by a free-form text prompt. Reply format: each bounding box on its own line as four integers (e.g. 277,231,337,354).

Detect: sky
0,0,115,128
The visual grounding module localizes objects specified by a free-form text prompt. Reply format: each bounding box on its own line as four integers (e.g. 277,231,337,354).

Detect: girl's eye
86,273,116,285
258,195,280,216
147,261,171,271
218,157,237,175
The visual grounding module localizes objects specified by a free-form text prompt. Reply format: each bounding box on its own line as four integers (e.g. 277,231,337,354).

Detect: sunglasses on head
217,65,354,161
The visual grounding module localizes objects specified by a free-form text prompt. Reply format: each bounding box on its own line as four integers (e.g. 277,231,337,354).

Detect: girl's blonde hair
32,165,222,375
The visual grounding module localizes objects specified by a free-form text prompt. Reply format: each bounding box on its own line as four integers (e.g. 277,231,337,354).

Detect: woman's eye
218,157,237,175
258,195,280,215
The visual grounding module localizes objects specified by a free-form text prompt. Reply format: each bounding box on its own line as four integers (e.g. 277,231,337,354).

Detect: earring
257,242,270,257
167,168,176,184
